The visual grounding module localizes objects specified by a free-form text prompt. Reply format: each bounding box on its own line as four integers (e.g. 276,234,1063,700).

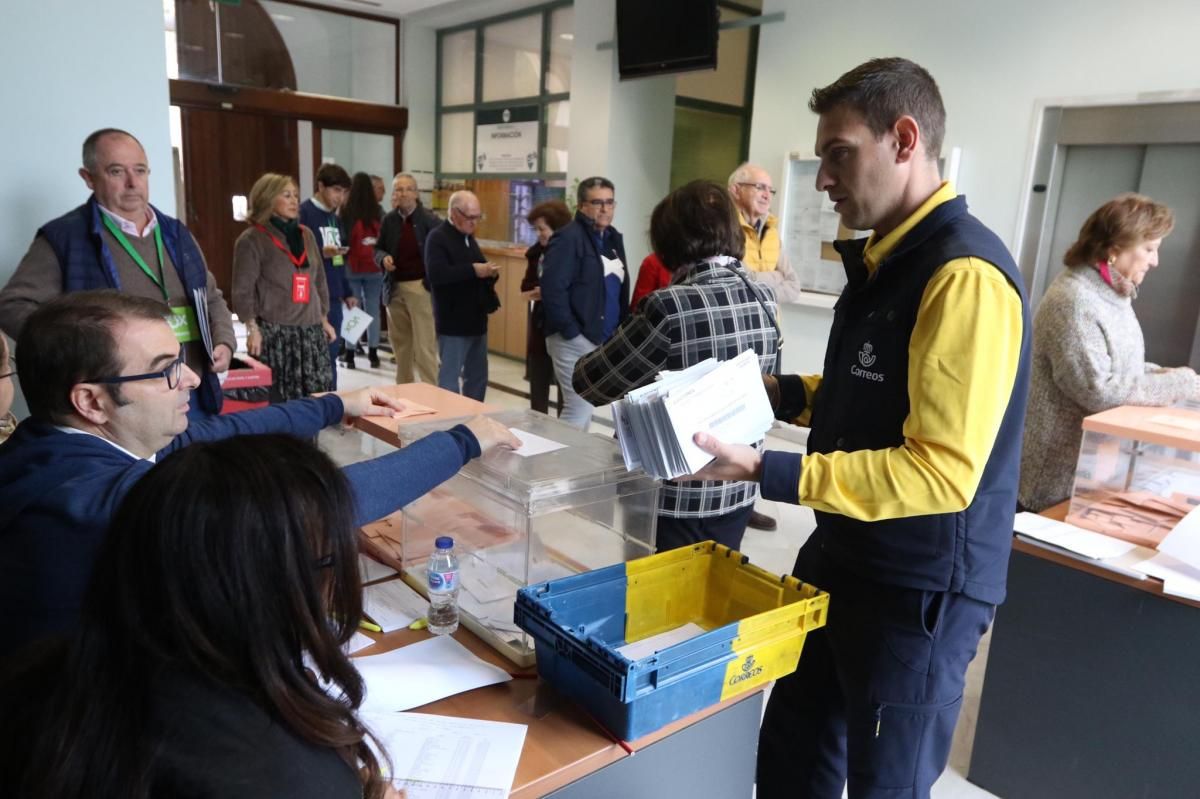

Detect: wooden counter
482,244,531,360
969,501,1200,798
1014,501,1200,610
354,586,763,798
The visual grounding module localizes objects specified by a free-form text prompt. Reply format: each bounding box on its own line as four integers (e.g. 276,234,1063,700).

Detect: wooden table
353,385,762,796
354,592,763,798
354,383,494,448
968,501,1200,798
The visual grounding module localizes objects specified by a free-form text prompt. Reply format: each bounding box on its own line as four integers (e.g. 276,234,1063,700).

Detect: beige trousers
386,279,440,384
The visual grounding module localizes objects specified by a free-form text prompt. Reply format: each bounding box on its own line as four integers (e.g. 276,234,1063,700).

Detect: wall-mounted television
616,0,719,80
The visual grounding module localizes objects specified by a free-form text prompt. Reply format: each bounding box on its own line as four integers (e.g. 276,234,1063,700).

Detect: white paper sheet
614,350,773,480
361,711,528,798
359,553,398,584
340,306,375,345
508,427,567,457
1155,504,1200,570
356,635,512,713
363,579,429,632
346,631,377,654
1129,550,1200,601
616,622,706,661
1013,511,1139,560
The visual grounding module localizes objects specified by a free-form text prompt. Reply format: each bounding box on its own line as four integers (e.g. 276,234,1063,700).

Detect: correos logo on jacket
851,341,885,382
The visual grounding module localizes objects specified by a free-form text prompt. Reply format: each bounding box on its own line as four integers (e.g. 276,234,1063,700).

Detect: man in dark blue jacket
689,58,1030,799
540,177,630,429
0,128,236,418
0,290,518,660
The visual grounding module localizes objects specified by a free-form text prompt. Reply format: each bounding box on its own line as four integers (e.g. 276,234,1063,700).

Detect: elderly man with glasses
424,190,501,401
0,290,519,658
728,163,803,305
539,176,631,430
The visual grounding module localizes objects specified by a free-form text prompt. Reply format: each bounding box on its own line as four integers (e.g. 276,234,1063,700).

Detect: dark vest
808,195,1031,604
38,196,223,414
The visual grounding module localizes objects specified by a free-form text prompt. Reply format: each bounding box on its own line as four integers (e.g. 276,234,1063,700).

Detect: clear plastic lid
397,408,659,511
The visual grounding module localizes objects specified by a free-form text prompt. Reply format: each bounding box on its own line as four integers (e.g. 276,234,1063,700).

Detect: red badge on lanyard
256,224,311,304
292,273,311,304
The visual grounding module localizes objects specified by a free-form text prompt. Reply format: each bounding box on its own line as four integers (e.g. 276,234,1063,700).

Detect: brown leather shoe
748,509,777,531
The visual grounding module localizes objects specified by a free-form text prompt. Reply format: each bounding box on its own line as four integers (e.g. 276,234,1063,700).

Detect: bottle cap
435,536,454,550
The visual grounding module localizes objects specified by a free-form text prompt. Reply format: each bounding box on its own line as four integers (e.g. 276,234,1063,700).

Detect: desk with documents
968,502,1200,798
354,584,763,798
353,386,761,797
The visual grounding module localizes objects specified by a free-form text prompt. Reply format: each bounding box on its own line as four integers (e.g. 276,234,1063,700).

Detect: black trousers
757,532,995,799
655,503,755,553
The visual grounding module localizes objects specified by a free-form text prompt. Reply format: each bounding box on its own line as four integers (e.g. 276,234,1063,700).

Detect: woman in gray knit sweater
1019,193,1200,511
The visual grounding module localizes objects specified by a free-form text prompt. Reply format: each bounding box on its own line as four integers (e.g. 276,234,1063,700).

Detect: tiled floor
323,351,1000,799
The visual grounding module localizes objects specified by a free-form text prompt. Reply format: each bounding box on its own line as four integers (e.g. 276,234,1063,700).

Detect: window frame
435,0,572,182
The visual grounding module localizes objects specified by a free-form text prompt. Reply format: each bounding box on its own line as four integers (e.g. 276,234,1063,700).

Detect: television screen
616,0,719,80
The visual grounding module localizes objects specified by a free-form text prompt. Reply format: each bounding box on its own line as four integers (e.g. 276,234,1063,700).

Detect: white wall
3,0,174,417
567,1,675,276
749,0,1200,374
402,20,438,174
3,1,174,286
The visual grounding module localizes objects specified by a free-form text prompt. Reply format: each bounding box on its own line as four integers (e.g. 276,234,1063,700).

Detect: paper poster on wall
780,148,961,298
475,106,539,173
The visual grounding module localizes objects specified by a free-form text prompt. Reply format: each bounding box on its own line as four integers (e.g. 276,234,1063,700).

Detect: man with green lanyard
0,128,235,418
299,163,356,389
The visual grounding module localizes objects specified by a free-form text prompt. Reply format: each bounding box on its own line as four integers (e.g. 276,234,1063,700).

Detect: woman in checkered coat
572,181,781,552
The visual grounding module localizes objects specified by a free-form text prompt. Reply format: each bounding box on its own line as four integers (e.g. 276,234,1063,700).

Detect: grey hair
727,162,764,189
392,172,418,186
448,190,477,212
82,128,143,173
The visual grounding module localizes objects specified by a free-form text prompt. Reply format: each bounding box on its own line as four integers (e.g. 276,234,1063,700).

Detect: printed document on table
356,635,512,713
361,711,528,799
363,579,429,632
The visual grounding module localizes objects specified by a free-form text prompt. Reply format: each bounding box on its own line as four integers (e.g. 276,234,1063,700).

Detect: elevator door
1038,142,1200,369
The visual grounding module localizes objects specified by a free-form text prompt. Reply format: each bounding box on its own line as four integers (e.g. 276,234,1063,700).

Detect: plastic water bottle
426,536,460,635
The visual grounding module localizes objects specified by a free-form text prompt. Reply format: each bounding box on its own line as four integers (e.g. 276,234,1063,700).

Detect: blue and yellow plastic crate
514,541,829,741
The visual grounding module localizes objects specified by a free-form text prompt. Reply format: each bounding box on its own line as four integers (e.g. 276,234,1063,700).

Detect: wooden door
178,108,299,297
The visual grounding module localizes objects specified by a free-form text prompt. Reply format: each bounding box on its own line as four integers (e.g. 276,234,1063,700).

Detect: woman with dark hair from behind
520,199,572,414
0,435,405,798
342,172,386,369
572,180,782,552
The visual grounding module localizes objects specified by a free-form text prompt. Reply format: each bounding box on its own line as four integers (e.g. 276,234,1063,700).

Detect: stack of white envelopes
612,348,775,480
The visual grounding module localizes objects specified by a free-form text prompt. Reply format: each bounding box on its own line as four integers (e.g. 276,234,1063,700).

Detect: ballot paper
360,711,528,799
616,622,707,661
345,631,377,654
1155,503,1200,570
359,553,398,584
340,306,375,345
508,427,566,457
613,349,775,479
363,579,429,632
1013,512,1140,560
355,635,512,713
1129,550,1200,600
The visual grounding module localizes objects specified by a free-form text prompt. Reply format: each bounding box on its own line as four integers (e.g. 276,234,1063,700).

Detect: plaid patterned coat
573,258,780,517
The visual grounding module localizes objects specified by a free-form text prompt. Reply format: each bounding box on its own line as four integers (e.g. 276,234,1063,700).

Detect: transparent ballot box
1067,405,1200,548
396,409,660,665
